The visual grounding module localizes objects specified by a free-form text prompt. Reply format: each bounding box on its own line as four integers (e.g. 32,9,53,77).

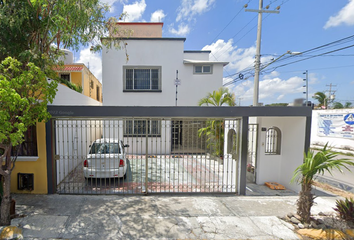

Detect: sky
75,0,354,106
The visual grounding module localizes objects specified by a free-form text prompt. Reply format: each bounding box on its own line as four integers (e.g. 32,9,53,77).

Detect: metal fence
54,117,241,194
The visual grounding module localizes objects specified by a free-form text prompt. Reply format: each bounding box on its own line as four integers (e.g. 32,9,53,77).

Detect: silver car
83,138,129,179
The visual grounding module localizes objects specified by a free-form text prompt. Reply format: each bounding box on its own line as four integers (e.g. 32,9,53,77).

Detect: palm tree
198,87,236,158
291,143,354,223
313,92,327,109
198,87,236,106
333,101,353,109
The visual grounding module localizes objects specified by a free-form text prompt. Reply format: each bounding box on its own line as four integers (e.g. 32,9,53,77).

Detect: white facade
102,40,227,106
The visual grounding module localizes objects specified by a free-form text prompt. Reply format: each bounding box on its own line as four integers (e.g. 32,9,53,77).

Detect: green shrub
334,198,354,222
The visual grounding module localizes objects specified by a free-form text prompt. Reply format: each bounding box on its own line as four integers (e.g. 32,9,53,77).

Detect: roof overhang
183,59,229,66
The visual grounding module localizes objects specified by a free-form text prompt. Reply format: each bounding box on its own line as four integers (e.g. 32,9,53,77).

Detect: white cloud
169,0,215,36
151,10,166,22
100,0,127,12
176,0,215,22
122,0,146,22
77,47,102,82
324,0,354,29
169,24,191,36
202,39,273,73
203,39,307,104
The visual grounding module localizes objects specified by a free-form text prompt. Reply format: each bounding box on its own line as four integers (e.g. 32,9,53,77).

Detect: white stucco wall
102,39,224,106
311,109,354,150
256,117,306,192
183,52,210,61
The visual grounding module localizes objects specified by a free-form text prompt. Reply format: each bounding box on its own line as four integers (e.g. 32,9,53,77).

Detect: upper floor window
194,65,212,74
11,125,38,156
265,127,281,155
60,73,70,82
124,66,161,91
124,120,161,137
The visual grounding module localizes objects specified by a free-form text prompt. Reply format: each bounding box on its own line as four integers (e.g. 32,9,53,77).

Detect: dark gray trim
184,50,211,53
239,116,249,195
47,106,312,118
46,120,56,194
103,37,186,42
123,90,162,93
304,116,312,154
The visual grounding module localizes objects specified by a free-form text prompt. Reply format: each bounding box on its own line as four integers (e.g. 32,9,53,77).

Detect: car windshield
89,142,120,154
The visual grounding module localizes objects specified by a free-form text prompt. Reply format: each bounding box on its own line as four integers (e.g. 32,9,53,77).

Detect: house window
11,125,38,156
60,73,70,82
124,67,161,91
124,120,161,137
265,127,281,155
194,65,212,74
96,86,100,101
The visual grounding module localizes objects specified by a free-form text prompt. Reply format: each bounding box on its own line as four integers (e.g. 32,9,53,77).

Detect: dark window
124,120,161,137
11,125,38,156
194,65,212,74
124,67,161,91
265,127,281,155
60,73,70,82
96,86,100,101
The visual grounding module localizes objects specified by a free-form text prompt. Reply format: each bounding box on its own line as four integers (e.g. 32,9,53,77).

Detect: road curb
297,228,354,240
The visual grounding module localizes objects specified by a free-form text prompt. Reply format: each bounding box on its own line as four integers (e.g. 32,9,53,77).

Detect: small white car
83,138,129,179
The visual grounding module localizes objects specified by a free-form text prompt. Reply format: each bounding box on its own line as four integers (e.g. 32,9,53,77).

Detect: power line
210,0,252,44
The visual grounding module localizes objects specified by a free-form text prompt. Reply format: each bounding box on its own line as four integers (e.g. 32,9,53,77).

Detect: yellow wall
11,122,48,194
71,72,82,87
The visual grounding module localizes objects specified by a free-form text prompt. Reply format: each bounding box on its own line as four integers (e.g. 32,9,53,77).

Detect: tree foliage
0,57,57,225
198,87,236,157
0,0,129,78
312,92,327,108
291,143,354,223
333,101,353,109
0,0,127,225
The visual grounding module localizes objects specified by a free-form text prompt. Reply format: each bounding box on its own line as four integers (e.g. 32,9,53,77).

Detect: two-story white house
101,22,228,154
102,22,228,106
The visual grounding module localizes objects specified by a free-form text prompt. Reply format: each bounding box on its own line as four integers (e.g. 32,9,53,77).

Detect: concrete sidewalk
1,185,340,239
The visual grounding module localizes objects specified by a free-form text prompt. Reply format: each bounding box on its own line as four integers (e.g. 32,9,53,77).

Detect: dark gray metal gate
53,117,241,194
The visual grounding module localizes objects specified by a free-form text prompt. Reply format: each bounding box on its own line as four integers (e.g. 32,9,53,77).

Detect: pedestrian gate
54,117,242,194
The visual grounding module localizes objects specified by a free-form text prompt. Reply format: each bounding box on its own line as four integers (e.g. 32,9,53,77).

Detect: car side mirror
124,144,129,148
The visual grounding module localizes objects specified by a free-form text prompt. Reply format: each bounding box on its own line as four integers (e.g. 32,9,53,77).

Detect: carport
46,106,312,195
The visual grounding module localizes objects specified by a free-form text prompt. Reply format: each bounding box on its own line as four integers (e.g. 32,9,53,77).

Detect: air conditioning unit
18,173,34,191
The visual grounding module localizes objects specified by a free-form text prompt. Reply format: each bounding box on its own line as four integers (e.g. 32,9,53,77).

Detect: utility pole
326,83,336,109
246,0,280,106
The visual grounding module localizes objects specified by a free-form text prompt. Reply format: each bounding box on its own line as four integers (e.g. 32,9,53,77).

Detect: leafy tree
333,101,353,109
312,92,327,109
0,57,57,225
0,0,129,83
291,143,354,224
198,87,236,158
0,0,128,226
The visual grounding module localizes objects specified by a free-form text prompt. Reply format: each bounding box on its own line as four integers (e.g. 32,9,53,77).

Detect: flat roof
102,37,186,42
184,50,211,53
116,22,164,26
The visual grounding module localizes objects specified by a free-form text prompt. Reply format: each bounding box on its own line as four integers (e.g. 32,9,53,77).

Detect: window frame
11,125,38,157
193,65,213,74
59,73,70,82
124,119,161,137
123,66,162,92
265,126,281,155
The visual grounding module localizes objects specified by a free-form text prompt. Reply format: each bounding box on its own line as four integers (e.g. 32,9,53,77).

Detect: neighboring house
102,22,228,154
55,49,102,102
11,77,102,194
